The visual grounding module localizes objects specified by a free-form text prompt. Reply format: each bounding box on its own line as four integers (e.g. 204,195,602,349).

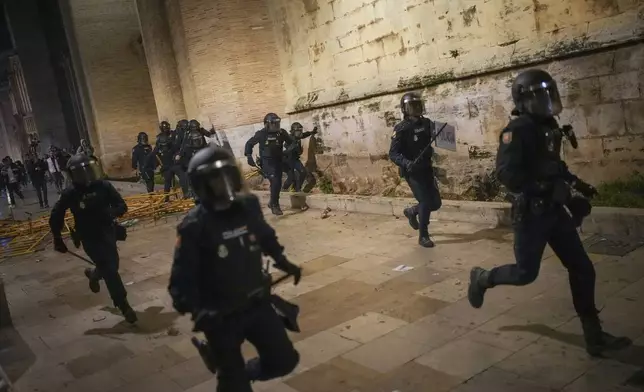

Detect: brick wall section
66,0,159,177
136,0,187,125
6,0,69,149
176,0,287,128
164,0,199,120
267,0,644,112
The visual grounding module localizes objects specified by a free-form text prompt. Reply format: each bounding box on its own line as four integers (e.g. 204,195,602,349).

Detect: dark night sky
0,5,13,52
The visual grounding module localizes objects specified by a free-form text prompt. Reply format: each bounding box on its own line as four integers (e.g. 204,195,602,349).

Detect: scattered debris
454,279,462,285
48,313,55,319
321,207,332,219
167,326,180,336
120,219,139,228
125,281,134,286
393,265,414,272
93,315,106,322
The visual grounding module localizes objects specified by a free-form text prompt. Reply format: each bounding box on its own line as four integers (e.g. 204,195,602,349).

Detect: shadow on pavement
433,227,513,245
0,326,36,383
500,323,644,368
84,306,179,336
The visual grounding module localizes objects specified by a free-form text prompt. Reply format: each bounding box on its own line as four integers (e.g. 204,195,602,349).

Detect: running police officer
389,92,442,248
169,145,301,391
149,124,190,200
179,119,208,168
467,69,631,356
282,122,317,193
132,132,156,193
49,154,137,323
244,113,294,215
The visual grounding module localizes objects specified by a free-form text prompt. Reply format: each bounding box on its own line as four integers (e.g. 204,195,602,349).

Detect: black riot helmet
160,121,171,133
188,145,244,211
67,154,102,187
177,119,189,132
188,119,200,132
137,132,148,145
511,69,563,117
264,113,281,133
400,92,425,119
290,122,304,138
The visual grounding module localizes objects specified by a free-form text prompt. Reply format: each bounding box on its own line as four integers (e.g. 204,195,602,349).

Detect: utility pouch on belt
506,192,527,224
529,198,546,216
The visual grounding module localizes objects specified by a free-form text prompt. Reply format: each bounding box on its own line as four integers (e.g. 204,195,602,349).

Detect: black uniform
244,113,293,215
467,69,631,357
50,154,137,323
282,123,317,192
148,131,190,199
178,120,208,168
26,157,49,208
170,146,301,392
389,93,442,248
132,132,156,193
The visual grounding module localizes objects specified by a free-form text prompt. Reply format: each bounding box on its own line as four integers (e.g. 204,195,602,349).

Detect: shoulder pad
177,206,205,233
393,120,411,133
237,193,261,213
505,115,536,133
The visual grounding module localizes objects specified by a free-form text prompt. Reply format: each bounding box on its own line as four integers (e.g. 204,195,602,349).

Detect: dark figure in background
467,69,631,357
389,92,442,248
148,124,190,200
26,154,49,208
1,156,25,206
282,123,317,192
178,119,208,168
244,113,293,216
169,145,301,392
15,160,27,187
49,154,137,324
47,146,66,193
131,132,156,193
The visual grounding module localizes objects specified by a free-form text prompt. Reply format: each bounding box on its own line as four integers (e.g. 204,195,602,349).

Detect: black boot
118,302,138,324
191,337,217,374
270,204,283,216
418,234,434,248
404,208,419,230
468,267,491,309
84,268,100,293
580,315,632,357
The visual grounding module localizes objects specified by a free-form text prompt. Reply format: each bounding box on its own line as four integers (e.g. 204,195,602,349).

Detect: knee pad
516,268,539,285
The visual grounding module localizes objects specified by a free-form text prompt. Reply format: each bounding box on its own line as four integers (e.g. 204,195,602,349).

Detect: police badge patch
79,201,85,209
502,131,512,144
218,244,228,258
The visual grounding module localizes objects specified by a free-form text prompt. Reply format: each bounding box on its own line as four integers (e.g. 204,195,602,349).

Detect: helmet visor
402,99,425,117
69,159,101,185
138,134,148,144
522,80,562,116
267,119,281,132
192,160,243,210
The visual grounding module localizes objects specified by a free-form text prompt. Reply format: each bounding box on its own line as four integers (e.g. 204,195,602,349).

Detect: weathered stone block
548,52,615,81
624,99,644,134
561,77,601,107
602,135,644,160
558,107,590,138
599,71,641,102
584,102,626,137
614,44,644,73
563,138,605,163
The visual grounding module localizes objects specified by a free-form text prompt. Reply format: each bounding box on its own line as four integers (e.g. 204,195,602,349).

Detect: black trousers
406,173,442,236
32,180,48,206
204,301,299,392
82,232,128,307
6,183,24,205
489,207,597,317
262,158,283,207
140,170,155,193
162,165,189,197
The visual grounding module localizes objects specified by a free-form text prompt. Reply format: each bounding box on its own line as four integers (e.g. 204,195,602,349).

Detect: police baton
411,122,448,167
66,249,95,266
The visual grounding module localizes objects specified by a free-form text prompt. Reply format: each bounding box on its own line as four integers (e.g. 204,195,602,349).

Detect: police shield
432,121,457,152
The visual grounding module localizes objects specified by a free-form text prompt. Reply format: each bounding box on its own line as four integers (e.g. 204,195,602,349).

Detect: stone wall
65,0,159,177
258,0,644,195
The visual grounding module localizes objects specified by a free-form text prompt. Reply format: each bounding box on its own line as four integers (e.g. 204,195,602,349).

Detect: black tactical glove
53,236,68,253
312,126,319,135
246,155,256,167
573,180,598,199
274,257,302,285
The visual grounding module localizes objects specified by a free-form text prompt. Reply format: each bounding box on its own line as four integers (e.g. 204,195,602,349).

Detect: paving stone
504,295,577,328
495,338,601,389
461,314,542,352
255,381,301,392
452,367,556,392
436,297,512,329
304,266,358,286
372,361,463,392
395,265,450,285
300,255,352,276
65,343,134,379
295,331,360,369
329,312,408,343
416,276,468,303
107,345,185,383
13,364,76,392
285,357,379,392
376,294,450,323
110,371,183,392
339,254,393,271
165,356,214,389
183,377,219,392
55,368,124,392
415,338,513,379
563,359,642,392
348,264,408,285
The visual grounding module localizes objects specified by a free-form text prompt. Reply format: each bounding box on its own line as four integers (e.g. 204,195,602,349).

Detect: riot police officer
148,125,190,200
169,145,301,391
389,92,442,248
282,122,317,192
467,69,631,357
178,119,208,168
244,113,294,215
131,132,156,193
49,154,137,324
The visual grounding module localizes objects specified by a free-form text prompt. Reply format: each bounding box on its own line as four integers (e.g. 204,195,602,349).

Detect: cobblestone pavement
1,205,643,392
